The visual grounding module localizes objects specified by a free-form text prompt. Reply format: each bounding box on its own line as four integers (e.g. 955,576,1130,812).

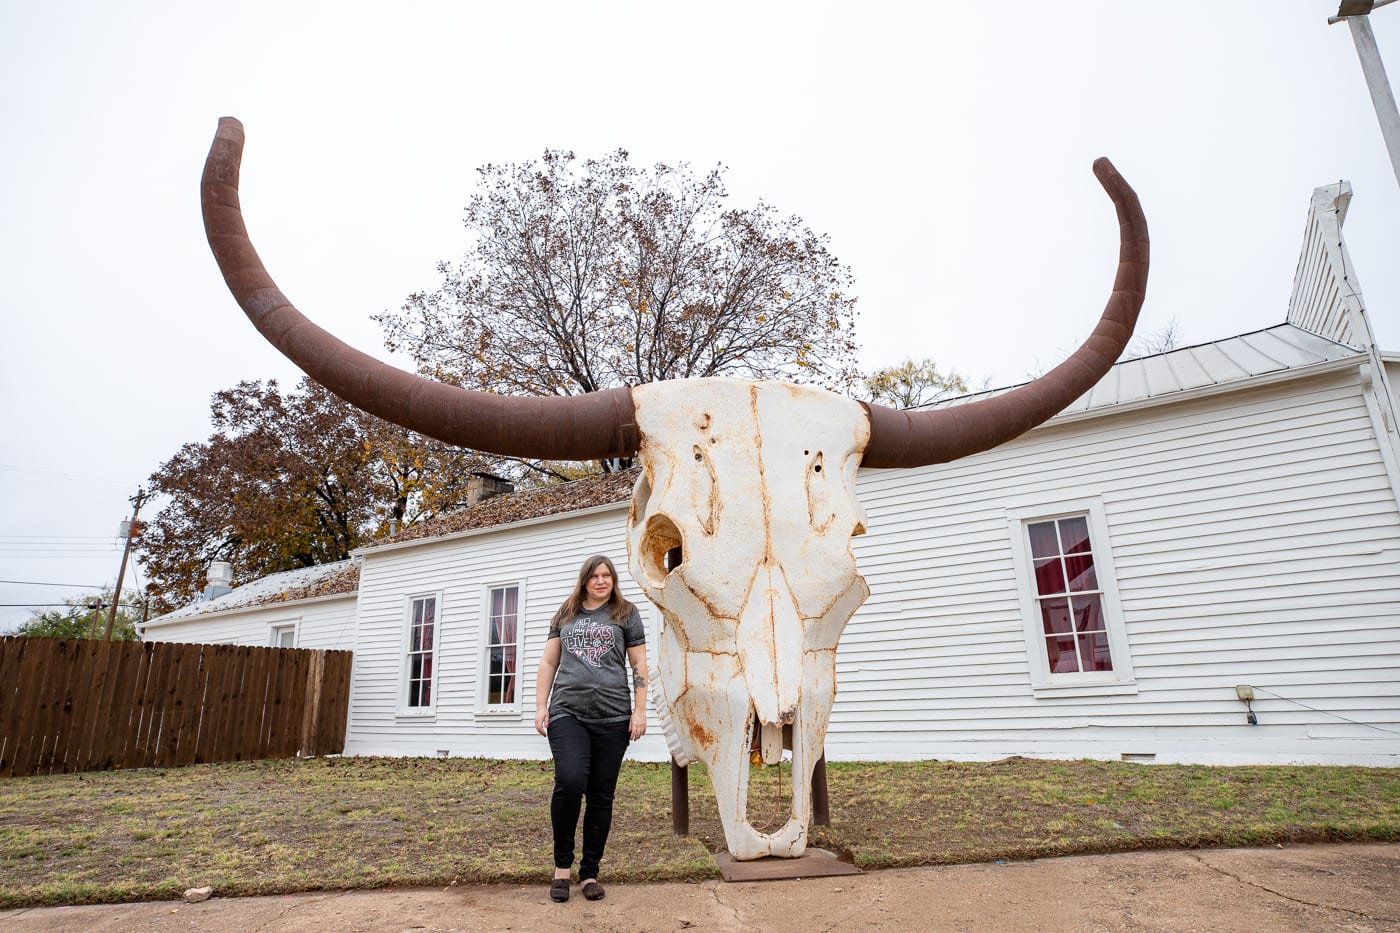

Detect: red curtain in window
495,587,519,703
1029,518,1112,674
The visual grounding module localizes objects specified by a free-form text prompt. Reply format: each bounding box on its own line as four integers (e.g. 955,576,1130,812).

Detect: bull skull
199,118,1149,859
628,380,870,858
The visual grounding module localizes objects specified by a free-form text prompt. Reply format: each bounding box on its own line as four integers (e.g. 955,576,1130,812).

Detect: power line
0,535,124,541
0,602,96,608
0,579,107,588
0,555,125,560
0,464,137,494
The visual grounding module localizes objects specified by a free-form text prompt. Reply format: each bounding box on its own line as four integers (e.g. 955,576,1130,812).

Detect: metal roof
923,323,1363,418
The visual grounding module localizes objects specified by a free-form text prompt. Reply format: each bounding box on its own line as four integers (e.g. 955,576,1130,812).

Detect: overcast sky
2,1,1397,633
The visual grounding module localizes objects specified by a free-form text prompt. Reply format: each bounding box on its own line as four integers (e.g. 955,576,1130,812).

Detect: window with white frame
1009,501,1135,694
481,584,521,708
270,623,296,648
404,595,440,710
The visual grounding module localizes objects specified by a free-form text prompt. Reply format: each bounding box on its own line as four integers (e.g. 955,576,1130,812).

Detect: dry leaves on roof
275,561,361,603
383,468,639,546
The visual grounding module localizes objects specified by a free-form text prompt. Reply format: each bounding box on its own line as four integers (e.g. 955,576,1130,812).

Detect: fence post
300,650,326,757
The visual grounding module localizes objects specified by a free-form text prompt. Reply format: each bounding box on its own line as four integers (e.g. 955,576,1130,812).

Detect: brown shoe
581,879,605,901
550,878,570,902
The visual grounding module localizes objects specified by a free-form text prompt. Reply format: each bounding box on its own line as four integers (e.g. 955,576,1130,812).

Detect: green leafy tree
375,148,861,477
141,378,490,609
15,587,143,641
857,358,969,409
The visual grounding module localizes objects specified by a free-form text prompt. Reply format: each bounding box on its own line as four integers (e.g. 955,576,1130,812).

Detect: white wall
143,594,359,651
150,365,1400,767
836,367,1400,765
343,506,670,761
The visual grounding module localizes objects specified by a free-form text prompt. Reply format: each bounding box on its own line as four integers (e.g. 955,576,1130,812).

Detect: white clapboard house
143,183,1400,767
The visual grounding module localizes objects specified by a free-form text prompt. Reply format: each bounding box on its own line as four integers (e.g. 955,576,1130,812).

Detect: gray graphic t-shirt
547,604,646,724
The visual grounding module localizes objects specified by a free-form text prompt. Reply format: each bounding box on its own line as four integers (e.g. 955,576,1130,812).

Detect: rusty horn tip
860,158,1149,469
198,118,640,462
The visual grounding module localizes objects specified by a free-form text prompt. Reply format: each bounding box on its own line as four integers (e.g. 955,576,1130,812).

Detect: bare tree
1125,317,1182,359
375,149,861,474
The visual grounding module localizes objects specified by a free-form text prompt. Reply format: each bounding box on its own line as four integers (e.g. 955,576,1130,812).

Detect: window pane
1060,517,1091,554
420,682,431,706
1065,553,1098,592
1072,594,1105,633
485,585,520,707
422,655,433,679
408,679,422,707
1028,521,1059,559
1047,635,1078,672
413,600,424,626
422,599,435,626
1034,558,1066,595
1040,597,1072,635
1078,630,1114,672
421,621,434,648
409,654,423,680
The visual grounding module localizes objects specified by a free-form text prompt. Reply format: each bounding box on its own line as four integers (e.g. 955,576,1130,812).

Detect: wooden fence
0,637,352,778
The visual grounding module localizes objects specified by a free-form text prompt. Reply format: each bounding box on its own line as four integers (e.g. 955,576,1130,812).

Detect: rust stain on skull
681,709,718,749
805,450,835,535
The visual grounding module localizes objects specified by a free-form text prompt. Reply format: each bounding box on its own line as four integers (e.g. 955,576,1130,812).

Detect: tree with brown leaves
140,378,489,609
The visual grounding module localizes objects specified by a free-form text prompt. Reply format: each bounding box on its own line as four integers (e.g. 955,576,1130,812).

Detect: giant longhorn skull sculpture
200,118,1149,860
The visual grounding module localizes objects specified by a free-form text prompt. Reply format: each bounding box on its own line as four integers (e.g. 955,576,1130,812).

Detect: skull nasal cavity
639,513,683,587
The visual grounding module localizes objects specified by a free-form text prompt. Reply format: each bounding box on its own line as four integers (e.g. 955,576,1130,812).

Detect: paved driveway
3,843,1397,931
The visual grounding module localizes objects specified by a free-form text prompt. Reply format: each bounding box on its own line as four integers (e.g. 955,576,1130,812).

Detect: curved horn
200,117,639,461
861,158,1149,469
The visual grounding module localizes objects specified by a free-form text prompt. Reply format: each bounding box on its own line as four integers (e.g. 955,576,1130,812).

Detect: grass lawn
1,756,1397,907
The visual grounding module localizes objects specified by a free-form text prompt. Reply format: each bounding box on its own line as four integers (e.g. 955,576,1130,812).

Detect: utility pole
1331,0,1400,191
84,597,110,640
105,487,149,640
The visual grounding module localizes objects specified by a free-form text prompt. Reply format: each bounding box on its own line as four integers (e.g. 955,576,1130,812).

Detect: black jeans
547,714,630,880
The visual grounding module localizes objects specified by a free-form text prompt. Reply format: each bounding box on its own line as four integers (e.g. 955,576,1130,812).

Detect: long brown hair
550,555,637,631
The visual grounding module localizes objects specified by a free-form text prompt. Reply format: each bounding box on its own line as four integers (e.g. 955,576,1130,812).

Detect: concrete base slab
714,847,862,882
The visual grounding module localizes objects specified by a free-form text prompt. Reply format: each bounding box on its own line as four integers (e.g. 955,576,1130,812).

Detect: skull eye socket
638,513,683,587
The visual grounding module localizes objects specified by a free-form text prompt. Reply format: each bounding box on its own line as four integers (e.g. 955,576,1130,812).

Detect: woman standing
535,555,648,903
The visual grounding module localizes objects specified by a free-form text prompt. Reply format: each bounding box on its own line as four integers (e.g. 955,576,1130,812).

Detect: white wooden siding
834,367,1400,765
143,594,358,650
343,508,669,761
151,362,1400,767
